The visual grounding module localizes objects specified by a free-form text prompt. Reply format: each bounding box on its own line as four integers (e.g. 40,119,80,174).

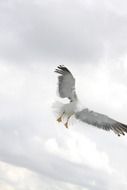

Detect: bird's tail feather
52,101,64,116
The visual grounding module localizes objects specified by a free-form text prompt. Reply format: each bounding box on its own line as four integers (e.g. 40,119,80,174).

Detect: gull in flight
54,65,127,136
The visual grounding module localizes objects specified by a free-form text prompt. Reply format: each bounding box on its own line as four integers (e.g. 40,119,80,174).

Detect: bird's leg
57,112,65,123
64,113,74,128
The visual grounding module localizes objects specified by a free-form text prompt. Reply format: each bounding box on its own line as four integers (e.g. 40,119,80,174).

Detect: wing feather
55,65,77,101
75,108,127,136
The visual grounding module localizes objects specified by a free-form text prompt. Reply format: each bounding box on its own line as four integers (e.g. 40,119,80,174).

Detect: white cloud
45,130,111,172
1,0,127,189
0,160,90,190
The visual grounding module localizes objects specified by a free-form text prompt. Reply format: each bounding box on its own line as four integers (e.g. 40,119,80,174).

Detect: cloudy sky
1,0,127,189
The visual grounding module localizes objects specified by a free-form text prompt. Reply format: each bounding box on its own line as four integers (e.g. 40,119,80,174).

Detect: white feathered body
53,100,78,117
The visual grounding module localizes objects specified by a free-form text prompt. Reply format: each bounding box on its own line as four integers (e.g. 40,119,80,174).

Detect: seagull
54,65,127,136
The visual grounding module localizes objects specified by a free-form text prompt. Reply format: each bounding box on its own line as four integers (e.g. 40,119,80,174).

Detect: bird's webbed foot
57,116,62,123
56,112,65,123
64,122,69,128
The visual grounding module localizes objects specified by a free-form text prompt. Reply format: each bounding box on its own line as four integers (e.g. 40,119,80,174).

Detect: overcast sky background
1,0,127,189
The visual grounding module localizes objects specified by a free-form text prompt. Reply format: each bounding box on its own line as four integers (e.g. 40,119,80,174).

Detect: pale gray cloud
1,0,127,190
1,0,127,63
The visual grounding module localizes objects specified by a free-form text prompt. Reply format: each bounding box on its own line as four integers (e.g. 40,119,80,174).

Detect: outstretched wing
55,65,77,101
75,108,127,136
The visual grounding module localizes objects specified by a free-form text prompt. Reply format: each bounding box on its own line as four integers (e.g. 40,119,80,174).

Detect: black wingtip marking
54,69,64,74
54,65,71,74
115,123,127,137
